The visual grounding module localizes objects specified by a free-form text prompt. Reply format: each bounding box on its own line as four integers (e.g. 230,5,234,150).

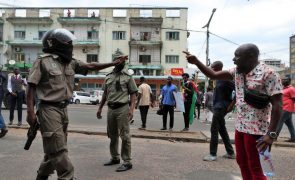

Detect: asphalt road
1,104,293,139
1,129,295,180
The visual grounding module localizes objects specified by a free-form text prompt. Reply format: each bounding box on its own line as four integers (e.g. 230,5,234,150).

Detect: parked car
71,91,91,104
89,90,103,105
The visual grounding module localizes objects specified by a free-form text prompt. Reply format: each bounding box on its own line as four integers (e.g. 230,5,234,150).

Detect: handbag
156,105,163,115
243,75,270,109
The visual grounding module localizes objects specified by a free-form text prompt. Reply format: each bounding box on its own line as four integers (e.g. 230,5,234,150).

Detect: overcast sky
1,0,294,70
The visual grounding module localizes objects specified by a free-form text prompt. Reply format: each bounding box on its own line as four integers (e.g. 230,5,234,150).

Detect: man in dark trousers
0,67,8,138
203,61,235,161
160,76,177,130
181,73,198,131
8,67,27,126
276,77,295,142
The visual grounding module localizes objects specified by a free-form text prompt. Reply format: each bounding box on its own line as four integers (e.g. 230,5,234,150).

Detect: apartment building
290,35,295,86
0,7,188,78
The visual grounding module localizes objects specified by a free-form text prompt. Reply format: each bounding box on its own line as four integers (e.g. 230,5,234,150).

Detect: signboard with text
171,68,184,76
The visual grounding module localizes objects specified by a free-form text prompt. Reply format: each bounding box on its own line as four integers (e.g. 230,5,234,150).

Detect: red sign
171,68,184,76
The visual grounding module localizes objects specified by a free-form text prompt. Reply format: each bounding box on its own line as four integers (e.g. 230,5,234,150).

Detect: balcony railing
129,17,163,25
129,40,162,46
57,17,101,25
6,17,53,24
6,38,99,46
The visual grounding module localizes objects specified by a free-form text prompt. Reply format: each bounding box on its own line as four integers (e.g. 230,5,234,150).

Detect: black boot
0,129,8,138
36,174,49,180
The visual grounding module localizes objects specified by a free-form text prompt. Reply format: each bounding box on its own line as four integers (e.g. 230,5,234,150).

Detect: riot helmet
42,29,76,64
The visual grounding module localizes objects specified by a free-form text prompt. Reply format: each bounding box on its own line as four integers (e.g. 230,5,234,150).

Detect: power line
209,32,239,46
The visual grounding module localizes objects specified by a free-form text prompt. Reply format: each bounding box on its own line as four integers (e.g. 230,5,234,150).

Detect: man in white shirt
136,76,154,129
8,68,27,126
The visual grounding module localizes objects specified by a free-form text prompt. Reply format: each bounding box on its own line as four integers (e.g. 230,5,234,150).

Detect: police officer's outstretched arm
183,51,233,80
27,83,37,126
83,56,128,71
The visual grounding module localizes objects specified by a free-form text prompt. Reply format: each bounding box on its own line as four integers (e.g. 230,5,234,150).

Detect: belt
107,102,128,110
40,100,70,108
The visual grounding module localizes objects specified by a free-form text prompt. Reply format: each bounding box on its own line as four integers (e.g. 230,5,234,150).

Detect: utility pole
202,8,216,93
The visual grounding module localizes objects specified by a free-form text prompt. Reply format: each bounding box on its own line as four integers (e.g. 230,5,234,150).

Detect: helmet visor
51,29,76,44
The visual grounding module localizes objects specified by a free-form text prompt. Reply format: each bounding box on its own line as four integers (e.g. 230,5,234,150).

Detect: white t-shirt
138,83,152,106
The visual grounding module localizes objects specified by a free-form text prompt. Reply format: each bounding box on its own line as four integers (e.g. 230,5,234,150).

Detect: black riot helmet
42,28,76,64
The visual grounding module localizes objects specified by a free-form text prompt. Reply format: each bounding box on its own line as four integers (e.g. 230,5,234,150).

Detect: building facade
0,7,188,77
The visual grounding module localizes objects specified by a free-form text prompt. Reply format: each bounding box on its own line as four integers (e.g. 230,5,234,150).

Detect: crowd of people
0,28,294,180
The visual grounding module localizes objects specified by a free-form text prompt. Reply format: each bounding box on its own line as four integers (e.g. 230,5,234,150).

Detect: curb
6,125,295,148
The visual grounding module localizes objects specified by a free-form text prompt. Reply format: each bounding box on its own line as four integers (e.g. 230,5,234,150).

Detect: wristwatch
267,131,278,139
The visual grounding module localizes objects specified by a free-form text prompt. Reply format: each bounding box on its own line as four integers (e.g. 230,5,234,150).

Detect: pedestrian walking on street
97,50,137,172
204,87,213,123
203,61,235,161
276,77,295,142
195,91,203,119
26,28,128,180
8,67,27,126
184,43,282,180
181,73,198,131
160,76,177,131
136,76,155,130
0,67,8,138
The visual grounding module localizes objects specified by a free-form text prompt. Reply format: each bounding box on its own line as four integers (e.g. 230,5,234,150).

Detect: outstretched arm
83,55,128,71
183,51,233,80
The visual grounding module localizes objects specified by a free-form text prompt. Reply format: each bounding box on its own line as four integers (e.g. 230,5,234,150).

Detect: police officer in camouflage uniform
26,29,127,180
97,51,137,172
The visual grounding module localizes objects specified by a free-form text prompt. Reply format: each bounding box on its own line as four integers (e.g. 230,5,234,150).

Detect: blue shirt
213,80,234,109
161,84,177,106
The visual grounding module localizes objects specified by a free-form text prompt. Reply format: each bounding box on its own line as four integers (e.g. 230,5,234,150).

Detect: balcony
128,65,162,70
129,40,162,46
129,17,163,25
57,17,101,25
6,17,53,25
6,39,99,47
75,39,100,46
6,40,42,46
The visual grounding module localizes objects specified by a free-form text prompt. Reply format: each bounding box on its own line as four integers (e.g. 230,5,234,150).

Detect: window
87,31,98,40
113,9,127,17
15,9,26,17
165,55,179,64
166,32,179,40
15,53,25,62
142,69,154,76
112,31,126,40
39,9,50,17
140,32,151,41
87,54,98,63
166,10,180,17
38,31,46,40
139,55,151,64
64,9,75,17
87,9,99,17
14,31,25,39
140,10,152,17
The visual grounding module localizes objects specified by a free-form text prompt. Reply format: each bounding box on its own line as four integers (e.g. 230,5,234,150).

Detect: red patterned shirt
229,63,282,135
